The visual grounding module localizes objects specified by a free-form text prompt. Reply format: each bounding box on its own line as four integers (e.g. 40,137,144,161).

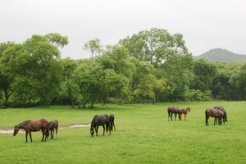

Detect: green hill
195,48,246,62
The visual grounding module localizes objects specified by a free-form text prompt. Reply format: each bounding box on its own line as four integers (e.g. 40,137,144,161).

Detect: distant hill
195,48,246,63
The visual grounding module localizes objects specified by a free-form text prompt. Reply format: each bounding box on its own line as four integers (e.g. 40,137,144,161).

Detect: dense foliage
0,29,246,108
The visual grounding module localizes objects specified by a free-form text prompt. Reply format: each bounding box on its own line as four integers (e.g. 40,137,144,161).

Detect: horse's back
29,119,48,131
167,106,179,112
92,114,109,126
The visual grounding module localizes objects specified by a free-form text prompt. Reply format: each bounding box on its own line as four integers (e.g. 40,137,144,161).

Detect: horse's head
13,126,19,136
187,107,191,112
90,128,94,137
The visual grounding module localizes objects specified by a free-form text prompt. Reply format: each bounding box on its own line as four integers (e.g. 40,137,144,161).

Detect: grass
0,101,246,164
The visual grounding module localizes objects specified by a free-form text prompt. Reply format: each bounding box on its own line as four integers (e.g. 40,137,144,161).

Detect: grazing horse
90,114,110,137
13,119,48,143
214,106,227,122
109,114,116,131
46,120,58,139
205,109,224,126
167,106,180,121
178,107,190,120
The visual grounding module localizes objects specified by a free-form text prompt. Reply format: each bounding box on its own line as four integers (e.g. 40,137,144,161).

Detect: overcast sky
1,0,246,59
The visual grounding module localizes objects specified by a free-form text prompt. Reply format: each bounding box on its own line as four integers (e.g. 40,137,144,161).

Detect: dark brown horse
90,114,110,137
178,107,190,120
205,109,224,126
214,106,227,122
167,106,180,121
46,120,58,139
13,119,49,143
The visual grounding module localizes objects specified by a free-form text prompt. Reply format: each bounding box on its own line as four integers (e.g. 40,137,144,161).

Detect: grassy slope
0,101,245,164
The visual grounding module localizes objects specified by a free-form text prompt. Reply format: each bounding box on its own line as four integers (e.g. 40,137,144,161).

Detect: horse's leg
56,127,58,136
184,114,187,121
29,132,32,142
103,125,105,136
214,118,217,125
95,126,99,136
25,131,28,143
51,129,54,139
205,112,209,126
178,114,181,120
41,130,44,142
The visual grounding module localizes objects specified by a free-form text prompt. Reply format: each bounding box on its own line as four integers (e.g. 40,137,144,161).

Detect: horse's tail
56,120,58,135
224,111,228,122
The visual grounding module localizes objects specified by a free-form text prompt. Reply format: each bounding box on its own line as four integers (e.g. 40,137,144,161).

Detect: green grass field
0,101,246,164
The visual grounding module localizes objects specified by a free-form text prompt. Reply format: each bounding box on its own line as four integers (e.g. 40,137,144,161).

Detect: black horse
167,106,180,121
205,109,224,126
46,120,58,139
13,119,49,143
214,106,227,122
90,114,110,137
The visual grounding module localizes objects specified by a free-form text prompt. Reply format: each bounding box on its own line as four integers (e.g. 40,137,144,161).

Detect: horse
214,106,227,122
46,120,58,140
109,114,116,131
167,106,180,121
205,109,224,126
90,114,110,137
178,107,190,120
13,118,49,143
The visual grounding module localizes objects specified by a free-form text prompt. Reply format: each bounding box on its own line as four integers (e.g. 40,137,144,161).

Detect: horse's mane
17,120,31,127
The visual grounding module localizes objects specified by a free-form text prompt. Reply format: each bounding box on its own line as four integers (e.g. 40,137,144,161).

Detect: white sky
1,0,246,59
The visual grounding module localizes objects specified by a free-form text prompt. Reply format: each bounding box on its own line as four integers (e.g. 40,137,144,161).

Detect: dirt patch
0,124,90,134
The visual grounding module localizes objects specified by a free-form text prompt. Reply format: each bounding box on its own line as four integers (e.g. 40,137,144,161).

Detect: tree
83,38,102,59
10,34,67,106
121,28,193,100
56,58,78,106
120,28,189,67
229,63,246,100
0,42,22,108
191,59,217,92
72,60,104,108
131,59,166,103
97,45,135,103
212,63,240,100
45,33,68,47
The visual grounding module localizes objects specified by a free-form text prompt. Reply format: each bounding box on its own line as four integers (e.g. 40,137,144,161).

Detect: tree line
0,28,246,108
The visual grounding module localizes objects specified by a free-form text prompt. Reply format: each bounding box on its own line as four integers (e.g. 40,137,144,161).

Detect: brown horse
214,106,227,122
178,107,190,120
167,106,180,121
13,119,49,143
46,120,58,139
205,109,224,126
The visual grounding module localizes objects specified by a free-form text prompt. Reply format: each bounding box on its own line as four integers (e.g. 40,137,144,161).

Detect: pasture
0,101,246,164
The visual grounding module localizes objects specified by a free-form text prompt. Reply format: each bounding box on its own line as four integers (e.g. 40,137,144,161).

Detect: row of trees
0,28,246,108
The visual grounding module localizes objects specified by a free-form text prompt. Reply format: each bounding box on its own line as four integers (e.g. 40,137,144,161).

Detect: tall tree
97,45,135,103
83,38,102,59
121,28,193,100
